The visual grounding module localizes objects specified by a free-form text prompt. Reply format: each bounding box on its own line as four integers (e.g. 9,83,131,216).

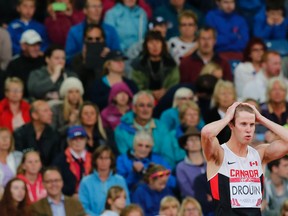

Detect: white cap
20,29,42,45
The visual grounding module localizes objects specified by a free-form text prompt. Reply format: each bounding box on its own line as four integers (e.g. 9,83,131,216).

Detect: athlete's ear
228,121,234,130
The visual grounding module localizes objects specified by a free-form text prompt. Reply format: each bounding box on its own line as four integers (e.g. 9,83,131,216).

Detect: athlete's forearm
201,116,231,139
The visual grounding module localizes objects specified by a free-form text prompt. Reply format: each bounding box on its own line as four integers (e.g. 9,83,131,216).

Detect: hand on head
225,101,241,121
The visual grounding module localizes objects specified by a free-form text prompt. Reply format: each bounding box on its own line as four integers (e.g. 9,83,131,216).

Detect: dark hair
266,0,285,14
84,24,106,40
91,145,116,174
267,155,288,172
116,0,139,4
42,166,63,180
197,26,217,39
0,178,29,216
242,38,267,62
143,163,167,183
44,44,65,58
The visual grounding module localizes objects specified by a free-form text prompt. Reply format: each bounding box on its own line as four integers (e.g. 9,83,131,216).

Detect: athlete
201,102,288,216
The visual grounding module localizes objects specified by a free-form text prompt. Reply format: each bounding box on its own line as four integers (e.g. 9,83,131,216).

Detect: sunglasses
149,170,171,179
86,37,103,42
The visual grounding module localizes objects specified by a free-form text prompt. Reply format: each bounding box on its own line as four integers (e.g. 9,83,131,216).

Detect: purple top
0,162,14,187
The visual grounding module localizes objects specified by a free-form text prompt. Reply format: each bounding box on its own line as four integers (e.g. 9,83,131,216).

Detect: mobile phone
52,2,67,12
85,42,106,71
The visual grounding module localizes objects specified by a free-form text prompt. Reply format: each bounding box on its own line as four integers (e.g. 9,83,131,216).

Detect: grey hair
132,90,155,106
133,130,154,147
266,76,287,102
173,87,194,107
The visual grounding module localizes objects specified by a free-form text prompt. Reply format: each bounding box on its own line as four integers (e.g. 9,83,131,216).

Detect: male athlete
201,102,288,215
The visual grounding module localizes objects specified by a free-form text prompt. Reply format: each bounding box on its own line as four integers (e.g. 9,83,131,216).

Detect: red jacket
0,98,31,131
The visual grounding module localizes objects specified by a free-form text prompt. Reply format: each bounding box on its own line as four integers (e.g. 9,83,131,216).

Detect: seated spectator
104,0,148,53
253,1,288,40
0,77,30,132
234,38,266,99
90,51,138,110
281,200,288,216
159,196,180,216
120,204,144,216
131,164,174,216
205,0,249,52
27,45,77,100
178,197,203,216
101,82,133,130
117,131,175,191
204,80,236,144
0,127,23,198
45,0,85,46
51,77,84,137
176,127,206,198
17,151,47,203
115,91,177,166
65,0,120,61
131,31,179,102
7,0,49,55
53,125,92,197
100,186,127,216
79,145,130,216
180,27,232,85
168,10,198,65
30,167,86,216
0,178,30,216
5,30,45,98
260,77,288,126
0,27,12,71
200,62,223,79
153,0,203,39
14,100,61,166
79,102,116,154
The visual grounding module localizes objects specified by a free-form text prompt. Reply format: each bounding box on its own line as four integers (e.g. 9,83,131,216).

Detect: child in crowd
120,204,144,216
200,62,223,79
101,186,127,216
17,151,47,203
178,197,203,216
159,196,180,216
7,0,49,55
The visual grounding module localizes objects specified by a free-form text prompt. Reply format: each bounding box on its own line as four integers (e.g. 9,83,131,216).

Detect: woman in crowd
0,127,22,198
79,145,130,216
51,77,84,137
131,164,173,216
178,197,203,216
17,151,47,203
0,178,30,216
159,196,180,216
120,204,144,216
0,77,30,132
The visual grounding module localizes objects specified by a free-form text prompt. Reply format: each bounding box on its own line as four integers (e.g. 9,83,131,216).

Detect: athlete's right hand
225,102,241,121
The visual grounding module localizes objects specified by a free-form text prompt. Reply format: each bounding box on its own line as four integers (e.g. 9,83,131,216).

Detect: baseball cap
67,125,87,139
20,30,42,45
148,16,167,30
106,50,128,61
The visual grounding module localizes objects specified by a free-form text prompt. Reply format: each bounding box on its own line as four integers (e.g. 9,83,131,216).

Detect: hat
67,125,87,139
178,127,201,148
106,51,127,61
20,30,42,45
148,16,167,30
59,77,84,99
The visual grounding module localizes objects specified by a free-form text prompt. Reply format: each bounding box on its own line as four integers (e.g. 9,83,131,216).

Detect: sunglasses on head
149,170,171,179
86,37,102,42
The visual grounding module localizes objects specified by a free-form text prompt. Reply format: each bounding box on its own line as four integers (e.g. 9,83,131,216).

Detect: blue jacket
116,151,176,190
78,170,130,216
131,183,173,216
104,3,148,53
65,21,121,61
205,9,249,52
114,111,177,167
7,19,49,55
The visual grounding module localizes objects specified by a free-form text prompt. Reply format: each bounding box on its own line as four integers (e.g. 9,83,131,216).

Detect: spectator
17,151,47,203
131,31,179,102
199,62,223,79
176,127,206,198
7,0,49,55
153,0,203,39
30,167,86,216
0,77,30,132
131,164,174,216
5,30,45,98
159,196,180,216
234,38,266,99
65,0,120,61
180,27,232,85
53,125,92,197
0,27,12,70
281,200,288,216
51,77,84,137
104,0,148,53
0,178,30,216
27,45,77,100
14,100,61,166
187,0,216,14
79,145,130,216
178,197,203,216
168,10,198,65
205,0,249,52
115,91,177,166
242,51,283,103
101,186,127,216
101,82,133,130
0,127,23,198
116,131,176,191
120,204,144,216
90,51,138,110
45,0,85,46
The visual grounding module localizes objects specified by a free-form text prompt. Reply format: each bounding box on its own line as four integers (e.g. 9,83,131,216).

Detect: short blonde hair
173,87,194,107
178,197,203,216
133,130,154,148
200,62,222,76
266,76,287,102
160,196,180,212
211,80,236,108
5,77,24,91
120,204,144,216
178,101,200,123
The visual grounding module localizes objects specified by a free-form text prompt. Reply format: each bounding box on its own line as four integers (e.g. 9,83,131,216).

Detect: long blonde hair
63,94,83,121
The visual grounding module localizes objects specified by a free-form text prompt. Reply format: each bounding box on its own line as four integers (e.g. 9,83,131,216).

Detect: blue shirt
47,195,66,216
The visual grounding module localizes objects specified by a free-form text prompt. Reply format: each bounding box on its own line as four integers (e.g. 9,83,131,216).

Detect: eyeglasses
137,143,152,149
149,170,171,179
180,23,196,27
136,103,154,108
86,37,103,42
44,179,62,184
